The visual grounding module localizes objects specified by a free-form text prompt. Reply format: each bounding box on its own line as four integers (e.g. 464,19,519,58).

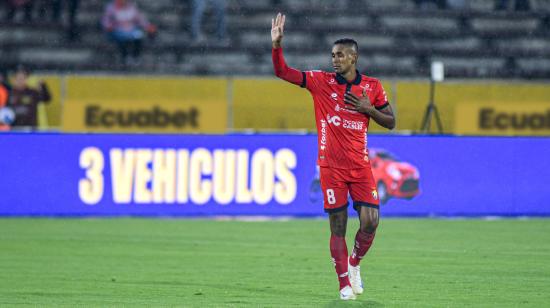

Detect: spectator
495,0,530,11
5,0,33,22
190,0,228,45
7,66,51,128
101,0,157,65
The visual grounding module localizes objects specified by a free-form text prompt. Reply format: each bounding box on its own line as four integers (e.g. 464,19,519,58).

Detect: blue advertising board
0,133,549,217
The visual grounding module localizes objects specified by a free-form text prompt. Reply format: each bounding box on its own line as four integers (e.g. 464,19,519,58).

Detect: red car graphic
369,148,420,204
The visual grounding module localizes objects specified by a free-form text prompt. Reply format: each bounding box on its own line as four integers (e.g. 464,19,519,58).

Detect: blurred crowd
0,0,539,66
0,0,543,61
3,0,230,65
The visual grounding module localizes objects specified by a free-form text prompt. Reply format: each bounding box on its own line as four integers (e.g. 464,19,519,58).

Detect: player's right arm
271,13,305,87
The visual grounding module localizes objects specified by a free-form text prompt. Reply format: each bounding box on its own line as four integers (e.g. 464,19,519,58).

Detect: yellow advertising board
394,81,550,134
233,78,314,130
62,77,227,133
43,75,550,135
455,103,550,136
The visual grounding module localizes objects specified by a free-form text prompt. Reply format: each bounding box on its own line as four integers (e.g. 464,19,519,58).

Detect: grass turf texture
1,218,549,307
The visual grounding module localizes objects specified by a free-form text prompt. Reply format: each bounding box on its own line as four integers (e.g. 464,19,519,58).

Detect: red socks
349,230,376,267
330,235,350,290
330,231,376,289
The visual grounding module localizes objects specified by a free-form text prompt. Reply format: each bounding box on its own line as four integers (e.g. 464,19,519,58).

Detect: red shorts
320,166,379,213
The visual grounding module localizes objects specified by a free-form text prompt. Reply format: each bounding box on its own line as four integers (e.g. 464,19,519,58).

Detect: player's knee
329,212,347,237
360,216,379,234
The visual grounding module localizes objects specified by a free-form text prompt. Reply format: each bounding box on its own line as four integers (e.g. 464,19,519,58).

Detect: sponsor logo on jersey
327,113,363,130
372,190,378,200
331,93,338,101
343,119,364,131
320,119,327,150
327,114,342,126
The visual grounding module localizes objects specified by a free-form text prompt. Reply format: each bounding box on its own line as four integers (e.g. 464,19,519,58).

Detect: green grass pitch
1,218,549,307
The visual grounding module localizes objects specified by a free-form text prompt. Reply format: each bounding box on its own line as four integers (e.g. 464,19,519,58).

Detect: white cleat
339,286,357,300
348,262,364,295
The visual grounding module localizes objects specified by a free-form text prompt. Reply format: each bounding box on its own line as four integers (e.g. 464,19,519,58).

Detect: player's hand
344,89,375,116
271,13,285,48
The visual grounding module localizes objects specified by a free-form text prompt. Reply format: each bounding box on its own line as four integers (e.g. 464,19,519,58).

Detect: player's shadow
325,299,384,307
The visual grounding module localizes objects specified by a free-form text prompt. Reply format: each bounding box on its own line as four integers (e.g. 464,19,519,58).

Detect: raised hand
271,13,285,48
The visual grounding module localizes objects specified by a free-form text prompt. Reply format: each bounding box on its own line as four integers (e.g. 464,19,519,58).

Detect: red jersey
272,48,389,169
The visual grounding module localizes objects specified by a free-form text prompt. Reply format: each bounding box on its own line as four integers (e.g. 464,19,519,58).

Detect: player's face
332,44,357,74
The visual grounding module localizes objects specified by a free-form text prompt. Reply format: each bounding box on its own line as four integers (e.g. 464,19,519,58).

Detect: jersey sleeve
272,48,305,87
373,82,389,110
303,70,325,92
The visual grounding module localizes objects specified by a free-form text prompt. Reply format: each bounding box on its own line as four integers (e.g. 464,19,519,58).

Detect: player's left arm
344,90,395,130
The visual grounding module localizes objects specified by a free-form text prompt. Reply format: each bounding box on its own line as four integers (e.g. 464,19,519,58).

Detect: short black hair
333,38,358,53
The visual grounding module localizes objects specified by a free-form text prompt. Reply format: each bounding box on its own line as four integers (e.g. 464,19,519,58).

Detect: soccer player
271,13,395,300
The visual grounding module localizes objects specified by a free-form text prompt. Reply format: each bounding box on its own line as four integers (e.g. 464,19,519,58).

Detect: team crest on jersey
372,190,378,200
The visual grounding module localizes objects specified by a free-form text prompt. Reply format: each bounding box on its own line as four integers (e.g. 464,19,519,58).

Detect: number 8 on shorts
326,189,336,205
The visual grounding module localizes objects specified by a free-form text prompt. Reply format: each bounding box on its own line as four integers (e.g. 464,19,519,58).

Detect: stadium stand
0,0,549,78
